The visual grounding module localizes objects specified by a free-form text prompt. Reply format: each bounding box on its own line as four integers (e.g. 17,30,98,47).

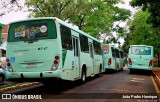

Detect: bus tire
130,69,133,74
98,64,102,77
0,75,4,86
121,68,123,71
147,70,152,76
81,68,86,84
116,64,119,71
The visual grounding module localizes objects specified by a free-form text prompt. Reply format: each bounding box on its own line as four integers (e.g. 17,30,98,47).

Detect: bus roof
130,45,153,47
9,17,101,43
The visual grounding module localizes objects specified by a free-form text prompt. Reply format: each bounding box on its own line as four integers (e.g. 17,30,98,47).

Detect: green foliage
130,0,160,62
130,0,160,28
25,0,131,39
122,10,160,55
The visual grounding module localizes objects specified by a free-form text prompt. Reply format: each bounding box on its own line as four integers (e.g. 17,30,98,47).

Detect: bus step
91,74,94,77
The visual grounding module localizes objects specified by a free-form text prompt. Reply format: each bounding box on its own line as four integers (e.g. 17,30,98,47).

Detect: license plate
138,64,142,66
27,63,37,68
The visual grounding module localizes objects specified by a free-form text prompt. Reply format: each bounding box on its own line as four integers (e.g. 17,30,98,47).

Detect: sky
113,0,138,46
0,0,29,24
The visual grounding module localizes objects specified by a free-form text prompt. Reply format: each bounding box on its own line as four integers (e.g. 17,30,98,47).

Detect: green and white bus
6,17,103,83
128,45,153,73
103,44,124,72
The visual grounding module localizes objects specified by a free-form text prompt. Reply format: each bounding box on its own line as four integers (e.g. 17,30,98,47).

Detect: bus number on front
38,47,48,50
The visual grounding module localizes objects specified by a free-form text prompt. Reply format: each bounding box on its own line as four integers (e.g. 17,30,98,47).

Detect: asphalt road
1,68,158,102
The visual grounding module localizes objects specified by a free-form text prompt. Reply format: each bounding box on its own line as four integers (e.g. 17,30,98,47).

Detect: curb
152,71,160,90
0,82,40,93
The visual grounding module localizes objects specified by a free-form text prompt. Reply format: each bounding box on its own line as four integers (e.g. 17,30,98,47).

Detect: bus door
73,37,80,78
120,52,124,68
119,52,122,68
89,43,94,74
112,48,116,69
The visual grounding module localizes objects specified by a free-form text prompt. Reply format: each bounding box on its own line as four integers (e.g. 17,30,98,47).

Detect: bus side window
60,25,72,50
121,52,124,59
93,41,101,55
120,51,123,58
79,34,89,53
116,49,119,58
111,47,115,57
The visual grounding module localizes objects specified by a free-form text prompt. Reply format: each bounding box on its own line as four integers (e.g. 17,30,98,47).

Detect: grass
154,64,158,67
0,82,33,92
0,82,28,88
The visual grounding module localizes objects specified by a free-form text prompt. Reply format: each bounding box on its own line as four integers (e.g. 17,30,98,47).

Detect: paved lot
1,68,157,102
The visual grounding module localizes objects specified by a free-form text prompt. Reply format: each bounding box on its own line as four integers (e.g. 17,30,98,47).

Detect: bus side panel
104,54,113,70
116,58,121,70
94,54,102,74
60,50,77,81
80,53,91,77
106,46,115,70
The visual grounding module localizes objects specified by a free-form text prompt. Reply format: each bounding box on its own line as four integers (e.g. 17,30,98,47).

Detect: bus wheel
98,64,102,76
130,69,133,74
147,70,152,76
0,75,4,86
116,64,119,72
121,68,123,71
81,69,86,84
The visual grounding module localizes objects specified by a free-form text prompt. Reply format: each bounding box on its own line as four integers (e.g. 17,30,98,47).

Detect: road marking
130,80,146,83
132,78,145,80
151,76,160,93
100,88,129,92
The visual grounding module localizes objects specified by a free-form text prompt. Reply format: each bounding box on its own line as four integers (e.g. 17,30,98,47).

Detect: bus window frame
8,19,57,42
131,46,151,55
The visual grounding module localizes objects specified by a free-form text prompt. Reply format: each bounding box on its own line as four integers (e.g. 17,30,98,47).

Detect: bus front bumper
128,65,153,70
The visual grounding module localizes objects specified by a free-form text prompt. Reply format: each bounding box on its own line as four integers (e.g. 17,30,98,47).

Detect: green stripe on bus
62,50,67,67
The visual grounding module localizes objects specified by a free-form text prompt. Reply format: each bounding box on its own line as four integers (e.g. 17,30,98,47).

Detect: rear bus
6,18,64,81
128,45,153,73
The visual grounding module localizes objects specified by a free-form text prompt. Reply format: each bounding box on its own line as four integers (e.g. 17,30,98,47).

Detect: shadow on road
129,69,152,76
14,75,101,94
104,69,124,74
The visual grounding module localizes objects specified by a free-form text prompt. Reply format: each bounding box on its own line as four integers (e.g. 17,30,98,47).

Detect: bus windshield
8,19,57,42
131,46,151,55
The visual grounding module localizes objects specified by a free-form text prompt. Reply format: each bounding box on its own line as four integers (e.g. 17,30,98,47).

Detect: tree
130,0,160,66
122,10,160,66
130,0,160,28
25,0,131,41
